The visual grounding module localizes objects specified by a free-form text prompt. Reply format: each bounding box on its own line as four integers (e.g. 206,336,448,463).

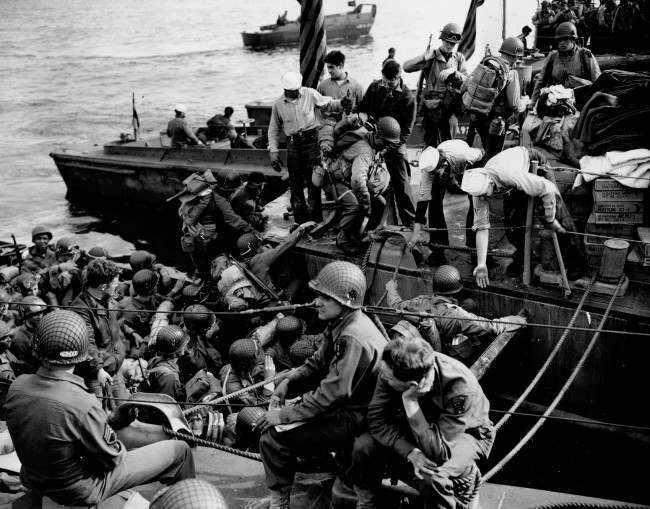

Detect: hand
225,295,247,310
406,448,438,480
205,410,225,443
298,221,317,234
186,224,201,237
97,368,113,387
438,68,456,82
269,379,289,409
132,332,146,347
449,115,460,139
401,381,428,402
407,231,419,250
546,219,566,234
385,279,398,293
270,152,283,172
264,355,276,379
254,408,282,433
473,264,490,289
340,94,353,113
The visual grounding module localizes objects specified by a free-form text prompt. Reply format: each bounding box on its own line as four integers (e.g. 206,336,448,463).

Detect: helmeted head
309,261,367,320
289,338,318,366
499,36,525,60
555,21,578,52
55,237,78,261
36,310,89,367
15,272,39,297
155,325,189,356
229,338,259,372
129,250,156,272
87,246,108,261
19,295,47,325
235,232,262,260
235,406,266,449
31,224,53,247
541,0,550,8
432,264,463,295
382,336,436,392
132,269,159,296
375,116,401,147
150,479,228,509
390,320,423,341
214,168,242,196
461,168,493,196
181,283,203,305
183,304,215,333
275,315,306,347
440,22,462,46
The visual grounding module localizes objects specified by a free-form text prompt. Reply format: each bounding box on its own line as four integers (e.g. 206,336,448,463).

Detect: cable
162,425,262,462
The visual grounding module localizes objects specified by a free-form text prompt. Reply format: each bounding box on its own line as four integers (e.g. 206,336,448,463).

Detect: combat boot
268,486,291,509
354,485,378,509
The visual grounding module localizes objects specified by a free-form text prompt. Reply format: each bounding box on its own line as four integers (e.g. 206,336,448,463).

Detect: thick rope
374,243,408,307
494,274,597,432
162,425,262,462
482,276,624,483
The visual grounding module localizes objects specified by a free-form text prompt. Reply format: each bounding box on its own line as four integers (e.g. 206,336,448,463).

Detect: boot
353,485,378,509
268,486,291,509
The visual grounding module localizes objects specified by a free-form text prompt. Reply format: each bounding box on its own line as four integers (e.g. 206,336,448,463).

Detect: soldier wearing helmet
404,22,468,147
255,261,386,509
147,325,189,402
409,140,484,266
385,264,526,361
531,22,600,105
220,338,272,408
348,336,495,508
268,71,352,223
40,237,82,307
532,1,556,33
9,295,47,375
166,103,204,148
265,315,307,371
178,304,222,387
23,224,56,273
357,60,416,227
119,269,161,355
5,309,196,506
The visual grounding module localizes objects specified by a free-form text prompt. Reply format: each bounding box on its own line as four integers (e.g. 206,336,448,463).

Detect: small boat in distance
241,3,376,48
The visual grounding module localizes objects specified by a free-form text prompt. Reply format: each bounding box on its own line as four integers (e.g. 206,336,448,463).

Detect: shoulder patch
334,338,347,360
446,394,470,415
103,423,118,448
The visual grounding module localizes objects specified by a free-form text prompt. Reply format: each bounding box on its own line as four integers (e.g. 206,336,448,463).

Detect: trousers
427,184,476,249
259,409,364,490
383,143,416,226
349,432,492,509
287,130,322,224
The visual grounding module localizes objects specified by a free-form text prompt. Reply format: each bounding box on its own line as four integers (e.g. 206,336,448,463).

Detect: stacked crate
584,178,645,268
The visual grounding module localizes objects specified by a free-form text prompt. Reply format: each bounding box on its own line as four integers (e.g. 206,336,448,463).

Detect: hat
461,168,492,196
281,72,302,90
168,170,216,203
174,103,187,113
419,146,440,172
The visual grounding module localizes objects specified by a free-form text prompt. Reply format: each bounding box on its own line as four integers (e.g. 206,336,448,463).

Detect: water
0,0,535,252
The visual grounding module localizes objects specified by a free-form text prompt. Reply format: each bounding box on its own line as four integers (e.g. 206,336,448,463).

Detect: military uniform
5,367,195,506
178,334,223,385
350,352,494,509
219,363,269,407
23,244,56,273
259,309,385,491
9,323,40,375
147,356,187,402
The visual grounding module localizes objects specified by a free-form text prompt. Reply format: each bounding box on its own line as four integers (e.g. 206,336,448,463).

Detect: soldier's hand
473,264,490,289
401,380,429,402
270,152,283,172
385,279,398,293
264,355,276,380
97,368,113,387
546,219,566,234
269,379,289,409
254,408,282,433
406,448,438,480
406,231,419,250
438,68,456,82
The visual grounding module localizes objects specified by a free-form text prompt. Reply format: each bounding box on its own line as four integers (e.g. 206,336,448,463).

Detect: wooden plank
470,328,522,380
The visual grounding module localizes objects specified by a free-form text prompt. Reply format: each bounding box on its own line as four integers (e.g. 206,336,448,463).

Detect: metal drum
598,239,629,283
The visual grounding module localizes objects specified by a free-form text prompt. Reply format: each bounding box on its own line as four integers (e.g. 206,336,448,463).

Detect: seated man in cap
5,310,195,507
461,146,577,288
254,261,386,509
348,336,495,509
268,71,352,223
167,104,205,149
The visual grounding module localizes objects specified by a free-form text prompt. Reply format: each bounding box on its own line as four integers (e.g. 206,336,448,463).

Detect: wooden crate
637,227,650,260
593,187,645,203
586,214,636,236
584,238,605,257
592,201,644,214
590,211,644,224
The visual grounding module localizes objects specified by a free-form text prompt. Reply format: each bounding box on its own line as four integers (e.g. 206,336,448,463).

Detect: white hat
461,168,492,196
174,104,187,114
281,72,303,90
419,147,440,172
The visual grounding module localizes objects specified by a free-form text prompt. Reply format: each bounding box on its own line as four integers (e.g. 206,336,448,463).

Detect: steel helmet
289,338,318,366
155,325,189,355
236,405,266,433
129,250,156,271
31,225,53,242
419,146,441,173
132,269,159,296
19,295,47,320
214,168,242,194
275,315,306,342
150,479,228,509
56,237,78,255
376,116,401,145
228,338,258,367
309,261,367,309
181,284,203,303
36,310,89,366
432,264,463,295
236,232,262,259
440,22,462,43
183,304,215,333
499,36,525,57
87,246,108,260
555,21,578,40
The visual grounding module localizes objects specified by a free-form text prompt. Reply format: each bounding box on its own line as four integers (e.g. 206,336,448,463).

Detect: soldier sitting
147,325,189,402
230,171,268,231
220,338,274,409
264,315,307,372
22,224,56,274
119,269,161,356
9,296,47,376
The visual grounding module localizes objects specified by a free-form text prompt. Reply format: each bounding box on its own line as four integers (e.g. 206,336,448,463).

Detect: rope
494,274,597,432
162,425,262,462
374,243,408,306
482,276,624,484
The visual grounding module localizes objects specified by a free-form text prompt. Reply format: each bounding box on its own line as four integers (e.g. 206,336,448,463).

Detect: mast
502,0,507,40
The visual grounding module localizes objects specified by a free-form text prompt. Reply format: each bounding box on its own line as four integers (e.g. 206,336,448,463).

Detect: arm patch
446,394,470,415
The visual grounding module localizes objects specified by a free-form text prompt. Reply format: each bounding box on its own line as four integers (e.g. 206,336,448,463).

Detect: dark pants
427,183,476,250
349,432,492,509
259,409,364,490
470,113,506,161
383,143,415,226
423,112,452,149
287,129,322,223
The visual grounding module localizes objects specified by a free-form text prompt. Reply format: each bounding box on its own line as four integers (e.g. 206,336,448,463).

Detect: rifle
11,234,22,274
230,258,283,303
416,34,434,115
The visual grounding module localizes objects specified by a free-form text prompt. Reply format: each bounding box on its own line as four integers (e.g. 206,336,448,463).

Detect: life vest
462,56,509,116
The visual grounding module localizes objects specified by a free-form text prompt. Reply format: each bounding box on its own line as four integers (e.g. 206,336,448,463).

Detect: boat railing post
522,160,538,286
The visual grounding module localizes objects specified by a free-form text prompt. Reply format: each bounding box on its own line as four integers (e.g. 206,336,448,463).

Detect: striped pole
299,0,327,88
458,0,486,59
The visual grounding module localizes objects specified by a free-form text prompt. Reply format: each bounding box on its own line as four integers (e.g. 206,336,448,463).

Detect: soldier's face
34,234,50,249
381,363,412,392
314,294,344,321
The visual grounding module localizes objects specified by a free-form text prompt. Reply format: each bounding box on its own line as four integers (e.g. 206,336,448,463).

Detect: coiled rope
162,425,262,462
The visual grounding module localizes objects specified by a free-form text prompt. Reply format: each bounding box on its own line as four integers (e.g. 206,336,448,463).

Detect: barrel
515,62,533,93
597,239,629,283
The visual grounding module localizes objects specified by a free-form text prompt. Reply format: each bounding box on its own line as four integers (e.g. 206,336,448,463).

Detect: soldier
230,171,268,231
264,315,306,372
147,325,189,402
4,310,195,506
167,104,204,148
386,265,527,361
23,224,56,273
255,261,386,509
220,338,273,408
349,336,495,508
119,268,161,354
404,23,468,147
9,295,47,376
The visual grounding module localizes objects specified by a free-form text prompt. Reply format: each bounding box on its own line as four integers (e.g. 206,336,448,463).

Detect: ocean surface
0,0,536,252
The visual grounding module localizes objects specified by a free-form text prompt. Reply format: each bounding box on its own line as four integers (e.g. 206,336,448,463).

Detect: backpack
462,56,509,115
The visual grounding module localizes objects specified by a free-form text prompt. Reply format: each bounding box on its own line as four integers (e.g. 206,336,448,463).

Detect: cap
461,168,492,196
281,71,302,90
174,103,187,113
419,146,440,173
